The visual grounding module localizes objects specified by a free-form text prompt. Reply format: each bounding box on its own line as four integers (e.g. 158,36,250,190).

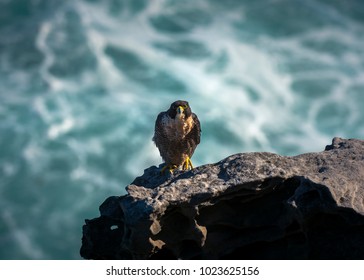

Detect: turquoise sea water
0,0,363,259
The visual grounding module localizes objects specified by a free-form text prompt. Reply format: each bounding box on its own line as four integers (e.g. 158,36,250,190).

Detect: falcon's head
167,100,192,120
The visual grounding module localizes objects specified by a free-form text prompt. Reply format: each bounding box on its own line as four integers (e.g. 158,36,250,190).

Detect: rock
80,137,364,259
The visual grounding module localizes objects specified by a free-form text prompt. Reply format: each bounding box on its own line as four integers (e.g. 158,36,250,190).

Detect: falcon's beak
176,106,184,116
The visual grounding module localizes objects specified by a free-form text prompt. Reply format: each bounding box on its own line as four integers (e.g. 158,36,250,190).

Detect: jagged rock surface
80,137,364,259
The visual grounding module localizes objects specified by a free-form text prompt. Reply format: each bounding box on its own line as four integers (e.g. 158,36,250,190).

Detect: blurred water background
0,0,363,259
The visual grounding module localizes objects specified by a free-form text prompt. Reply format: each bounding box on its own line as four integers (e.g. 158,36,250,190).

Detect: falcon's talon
160,164,177,174
182,157,194,171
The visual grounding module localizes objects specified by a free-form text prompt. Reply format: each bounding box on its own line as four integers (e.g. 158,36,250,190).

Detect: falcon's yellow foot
160,164,178,174
182,157,194,171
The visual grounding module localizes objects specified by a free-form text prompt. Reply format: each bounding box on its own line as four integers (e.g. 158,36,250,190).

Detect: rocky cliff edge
80,137,364,259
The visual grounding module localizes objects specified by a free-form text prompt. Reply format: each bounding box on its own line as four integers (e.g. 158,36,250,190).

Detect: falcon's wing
191,113,201,145
153,111,167,145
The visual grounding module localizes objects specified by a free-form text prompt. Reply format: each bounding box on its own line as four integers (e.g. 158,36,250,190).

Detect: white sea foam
35,21,65,92
47,118,75,139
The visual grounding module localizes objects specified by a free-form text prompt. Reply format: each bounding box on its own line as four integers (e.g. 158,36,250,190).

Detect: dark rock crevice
80,137,364,259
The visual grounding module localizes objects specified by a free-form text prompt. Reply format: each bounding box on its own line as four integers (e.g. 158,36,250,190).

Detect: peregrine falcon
153,100,201,173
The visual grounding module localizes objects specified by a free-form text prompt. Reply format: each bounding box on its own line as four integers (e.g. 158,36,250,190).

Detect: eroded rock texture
80,137,364,259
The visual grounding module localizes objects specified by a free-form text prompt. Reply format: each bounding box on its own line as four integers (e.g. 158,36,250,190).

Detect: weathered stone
80,137,364,259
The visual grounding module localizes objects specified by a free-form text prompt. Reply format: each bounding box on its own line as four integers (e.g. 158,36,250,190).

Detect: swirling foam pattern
0,0,363,259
